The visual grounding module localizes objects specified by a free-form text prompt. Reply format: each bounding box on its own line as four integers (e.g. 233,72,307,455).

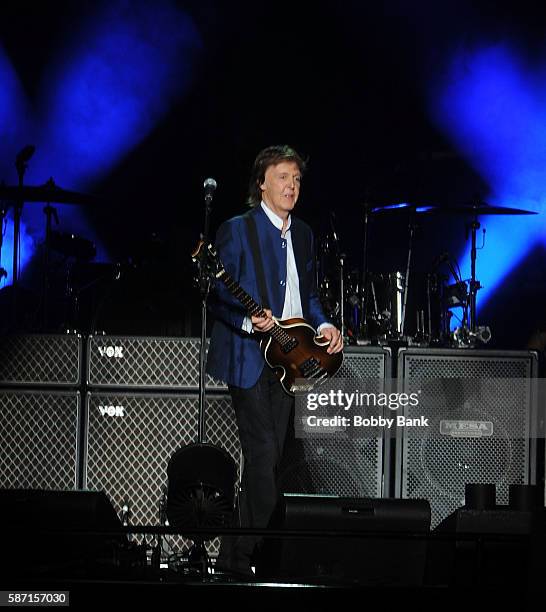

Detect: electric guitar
193,241,343,396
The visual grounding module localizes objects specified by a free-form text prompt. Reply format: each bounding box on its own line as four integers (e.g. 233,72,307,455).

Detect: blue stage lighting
34,0,202,187
430,43,546,309
0,1,202,278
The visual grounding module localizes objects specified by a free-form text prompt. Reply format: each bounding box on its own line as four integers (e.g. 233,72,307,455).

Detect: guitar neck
216,269,292,345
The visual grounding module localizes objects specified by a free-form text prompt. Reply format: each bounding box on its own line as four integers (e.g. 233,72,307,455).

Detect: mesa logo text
306,390,420,411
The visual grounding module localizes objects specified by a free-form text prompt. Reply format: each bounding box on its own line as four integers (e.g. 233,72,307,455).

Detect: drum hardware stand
151,487,168,569
339,251,346,341
468,216,483,334
10,146,35,328
0,204,8,283
400,217,417,339
358,202,371,343
451,217,490,347
329,212,347,342
42,195,59,331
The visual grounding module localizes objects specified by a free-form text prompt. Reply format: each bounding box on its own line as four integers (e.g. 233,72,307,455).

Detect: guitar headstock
191,240,225,281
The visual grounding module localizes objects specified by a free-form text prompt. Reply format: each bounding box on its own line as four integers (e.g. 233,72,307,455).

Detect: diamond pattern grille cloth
87,336,226,390
0,391,79,489
0,335,81,386
85,393,241,557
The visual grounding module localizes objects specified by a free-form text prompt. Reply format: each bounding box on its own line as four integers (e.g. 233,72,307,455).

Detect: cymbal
370,202,438,214
432,202,537,215
370,201,537,216
0,180,97,206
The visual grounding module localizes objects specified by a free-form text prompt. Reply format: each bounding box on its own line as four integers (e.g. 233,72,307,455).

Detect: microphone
16,145,36,165
203,177,217,203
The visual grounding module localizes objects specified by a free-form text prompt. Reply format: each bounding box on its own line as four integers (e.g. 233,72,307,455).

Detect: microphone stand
197,188,214,444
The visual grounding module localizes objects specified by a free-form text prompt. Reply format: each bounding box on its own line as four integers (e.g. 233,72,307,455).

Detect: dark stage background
1,0,545,348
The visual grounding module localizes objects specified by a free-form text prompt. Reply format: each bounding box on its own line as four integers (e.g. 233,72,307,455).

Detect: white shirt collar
260,201,291,233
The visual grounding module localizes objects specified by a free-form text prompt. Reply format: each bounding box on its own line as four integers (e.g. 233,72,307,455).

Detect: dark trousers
217,366,293,571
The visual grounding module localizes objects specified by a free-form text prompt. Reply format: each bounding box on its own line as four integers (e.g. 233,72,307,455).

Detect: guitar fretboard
218,269,293,348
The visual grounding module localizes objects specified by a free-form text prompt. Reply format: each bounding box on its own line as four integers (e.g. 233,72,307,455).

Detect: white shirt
242,202,332,333
261,201,303,320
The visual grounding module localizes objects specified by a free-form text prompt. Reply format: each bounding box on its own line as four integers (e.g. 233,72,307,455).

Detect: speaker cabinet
257,494,431,586
396,348,538,528
279,347,391,498
0,334,82,386
87,335,226,390
0,390,80,490
83,391,241,555
1,489,130,581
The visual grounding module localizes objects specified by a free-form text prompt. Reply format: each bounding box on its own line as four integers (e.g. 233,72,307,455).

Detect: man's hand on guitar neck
251,309,275,332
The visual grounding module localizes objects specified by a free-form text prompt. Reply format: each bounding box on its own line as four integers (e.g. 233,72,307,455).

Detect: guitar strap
245,214,271,310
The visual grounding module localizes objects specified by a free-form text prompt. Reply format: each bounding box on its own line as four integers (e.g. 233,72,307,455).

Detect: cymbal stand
451,216,491,347
467,215,481,333
400,217,416,337
0,203,8,283
12,147,35,291
42,202,59,330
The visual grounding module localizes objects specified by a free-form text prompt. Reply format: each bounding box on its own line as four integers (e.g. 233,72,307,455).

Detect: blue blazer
206,205,329,388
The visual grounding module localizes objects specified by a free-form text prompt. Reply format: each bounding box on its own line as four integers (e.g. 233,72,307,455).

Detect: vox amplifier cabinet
0,389,80,490
0,334,82,387
83,391,241,556
87,335,226,391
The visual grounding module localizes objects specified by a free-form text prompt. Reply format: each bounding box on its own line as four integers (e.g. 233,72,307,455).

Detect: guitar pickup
300,357,321,377
281,338,299,353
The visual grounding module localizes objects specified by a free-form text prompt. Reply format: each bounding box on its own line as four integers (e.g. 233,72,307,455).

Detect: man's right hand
252,309,274,332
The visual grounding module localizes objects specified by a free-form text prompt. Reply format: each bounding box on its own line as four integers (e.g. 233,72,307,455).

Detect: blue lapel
250,206,286,316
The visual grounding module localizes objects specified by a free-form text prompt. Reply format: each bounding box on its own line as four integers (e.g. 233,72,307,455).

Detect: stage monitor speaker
87,335,226,390
429,493,546,588
0,334,82,386
279,347,391,498
256,494,431,586
0,390,80,490
83,391,242,556
396,348,538,528
1,489,130,581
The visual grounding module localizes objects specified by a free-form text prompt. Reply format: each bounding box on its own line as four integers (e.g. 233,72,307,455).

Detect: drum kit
0,146,98,331
318,200,538,349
